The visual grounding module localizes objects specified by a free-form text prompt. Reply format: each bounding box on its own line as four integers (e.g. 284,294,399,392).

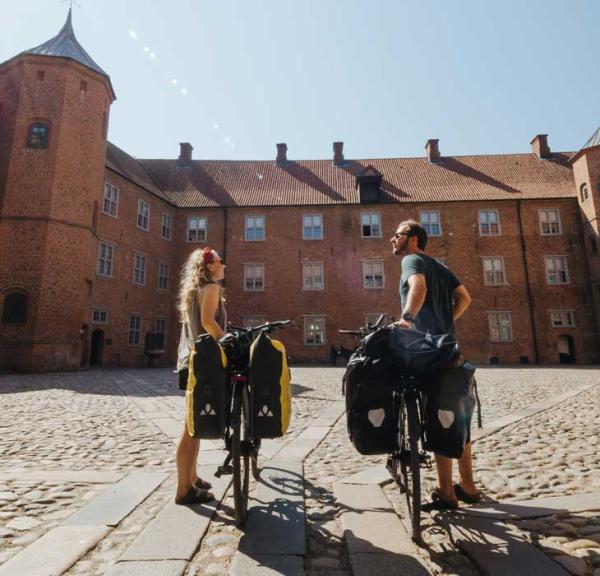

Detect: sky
1,0,599,161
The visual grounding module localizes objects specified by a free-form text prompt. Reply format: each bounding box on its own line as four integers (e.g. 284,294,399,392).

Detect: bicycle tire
232,384,250,526
399,392,422,541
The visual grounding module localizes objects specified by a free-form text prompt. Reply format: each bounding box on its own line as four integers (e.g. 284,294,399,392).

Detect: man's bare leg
434,454,458,504
457,442,479,496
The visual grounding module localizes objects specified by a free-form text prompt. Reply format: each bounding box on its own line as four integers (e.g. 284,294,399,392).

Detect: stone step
105,560,187,576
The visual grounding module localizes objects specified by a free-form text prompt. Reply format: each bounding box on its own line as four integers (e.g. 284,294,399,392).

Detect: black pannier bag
422,361,477,459
248,331,291,438
186,334,229,439
343,351,398,455
363,327,458,373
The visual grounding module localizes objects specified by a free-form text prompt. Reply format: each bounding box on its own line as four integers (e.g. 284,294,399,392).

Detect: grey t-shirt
400,253,461,335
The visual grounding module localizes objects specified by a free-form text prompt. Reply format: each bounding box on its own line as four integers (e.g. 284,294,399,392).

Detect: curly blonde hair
177,248,222,322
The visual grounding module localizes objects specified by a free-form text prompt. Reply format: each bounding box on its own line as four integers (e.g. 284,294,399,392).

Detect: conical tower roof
582,126,600,150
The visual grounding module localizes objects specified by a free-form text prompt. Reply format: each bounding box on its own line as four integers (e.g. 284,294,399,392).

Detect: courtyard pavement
0,366,599,575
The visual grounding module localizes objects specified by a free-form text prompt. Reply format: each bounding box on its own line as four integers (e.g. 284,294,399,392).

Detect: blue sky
1,0,598,161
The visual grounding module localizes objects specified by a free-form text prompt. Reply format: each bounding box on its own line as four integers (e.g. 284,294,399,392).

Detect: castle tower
0,9,116,370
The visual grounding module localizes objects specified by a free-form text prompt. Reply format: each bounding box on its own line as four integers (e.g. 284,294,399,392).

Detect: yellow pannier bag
248,331,291,438
186,334,229,439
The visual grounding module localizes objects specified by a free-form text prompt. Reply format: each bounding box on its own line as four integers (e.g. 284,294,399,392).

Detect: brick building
1,12,599,371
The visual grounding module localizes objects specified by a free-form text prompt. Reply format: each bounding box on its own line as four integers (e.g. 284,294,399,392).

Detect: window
187,217,207,242
363,260,384,289
96,241,115,277
580,183,589,202
420,211,441,236
435,257,447,266
102,182,118,217
161,213,172,240
92,309,108,324
303,214,323,240
539,209,561,235
304,316,326,346
245,216,265,241
158,262,169,290
128,315,142,346
550,311,575,328
137,199,150,231
155,317,167,347
27,122,49,148
488,312,513,342
2,292,28,324
244,264,265,291
132,253,147,286
303,262,324,290
482,257,506,286
544,256,569,285
242,316,266,328
361,212,382,238
478,210,501,236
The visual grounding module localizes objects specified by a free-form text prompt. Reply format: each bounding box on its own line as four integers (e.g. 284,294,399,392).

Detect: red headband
202,247,215,265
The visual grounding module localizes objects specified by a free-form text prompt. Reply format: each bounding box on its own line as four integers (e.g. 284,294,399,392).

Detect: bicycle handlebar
227,320,290,334
338,314,386,337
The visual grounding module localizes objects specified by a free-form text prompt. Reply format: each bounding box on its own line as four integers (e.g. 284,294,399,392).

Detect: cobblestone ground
1,366,599,576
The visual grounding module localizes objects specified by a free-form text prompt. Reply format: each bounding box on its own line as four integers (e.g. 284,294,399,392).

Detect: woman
175,246,227,504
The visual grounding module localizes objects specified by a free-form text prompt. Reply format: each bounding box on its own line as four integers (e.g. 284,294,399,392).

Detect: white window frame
132,253,147,286
420,210,441,237
304,316,326,346
128,314,142,346
102,181,118,218
487,311,513,342
361,212,382,238
244,263,265,292
303,262,324,291
303,214,323,240
187,216,207,243
242,315,266,328
478,209,501,236
96,240,115,278
363,260,385,289
161,213,172,241
580,183,589,202
482,257,507,286
550,310,576,328
157,261,169,291
544,256,569,285
91,309,108,324
137,199,150,231
245,215,265,241
538,209,562,236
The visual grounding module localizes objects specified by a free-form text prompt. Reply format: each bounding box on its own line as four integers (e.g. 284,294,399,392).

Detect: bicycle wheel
232,383,250,526
399,392,422,541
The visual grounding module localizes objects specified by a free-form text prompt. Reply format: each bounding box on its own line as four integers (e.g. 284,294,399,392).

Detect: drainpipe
517,200,540,364
222,206,228,287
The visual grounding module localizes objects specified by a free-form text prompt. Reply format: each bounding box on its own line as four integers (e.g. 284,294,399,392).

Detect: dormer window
27,123,49,149
580,183,589,202
356,165,383,204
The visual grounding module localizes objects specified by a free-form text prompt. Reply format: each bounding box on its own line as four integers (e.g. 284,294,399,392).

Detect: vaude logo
200,403,216,416
257,404,274,417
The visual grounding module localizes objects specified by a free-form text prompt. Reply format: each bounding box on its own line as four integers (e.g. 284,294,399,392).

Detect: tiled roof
134,152,576,208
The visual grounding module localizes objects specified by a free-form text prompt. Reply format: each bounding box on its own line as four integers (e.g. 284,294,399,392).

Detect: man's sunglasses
393,232,411,239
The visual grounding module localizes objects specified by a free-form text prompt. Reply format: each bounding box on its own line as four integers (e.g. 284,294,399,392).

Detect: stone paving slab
443,514,569,576
230,553,304,576
0,469,124,483
339,466,393,486
333,482,417,556
105,560,187,576
308,401,344,427
0,525,110,576
238,462,305,557
64,471,168,527
151,417,182,439
121,465,231,561
461,491,600,519
349,552,431,576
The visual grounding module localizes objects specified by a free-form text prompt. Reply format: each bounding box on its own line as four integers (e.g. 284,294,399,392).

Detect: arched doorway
558,335,575,364
90,329,104,367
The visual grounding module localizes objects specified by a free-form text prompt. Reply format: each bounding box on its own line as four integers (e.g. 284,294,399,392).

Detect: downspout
222,206,228,278
516,200,540,364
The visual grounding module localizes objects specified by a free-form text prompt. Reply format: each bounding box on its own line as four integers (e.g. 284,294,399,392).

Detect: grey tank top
176,284,227,371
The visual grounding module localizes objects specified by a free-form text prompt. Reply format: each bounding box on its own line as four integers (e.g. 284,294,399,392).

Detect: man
391,219,479,509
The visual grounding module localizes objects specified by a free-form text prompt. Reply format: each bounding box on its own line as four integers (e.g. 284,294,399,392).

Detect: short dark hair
398,219,428,250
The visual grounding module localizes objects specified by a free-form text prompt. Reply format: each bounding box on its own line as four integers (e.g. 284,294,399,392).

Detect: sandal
454,483,481,504
194,478,212,490
422,490,459,512
175,486,215,505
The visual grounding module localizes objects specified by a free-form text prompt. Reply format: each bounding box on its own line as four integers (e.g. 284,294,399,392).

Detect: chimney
333,141,344,166
276,143,288,164
531,134,551,159
425,139,441,163
178,142,193,166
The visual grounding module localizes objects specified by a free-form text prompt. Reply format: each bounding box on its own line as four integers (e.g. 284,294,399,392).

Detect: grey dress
176,284,227,372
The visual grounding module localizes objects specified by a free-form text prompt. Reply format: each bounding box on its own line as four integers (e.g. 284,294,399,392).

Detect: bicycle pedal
419,453,432,468
215,465,233,477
